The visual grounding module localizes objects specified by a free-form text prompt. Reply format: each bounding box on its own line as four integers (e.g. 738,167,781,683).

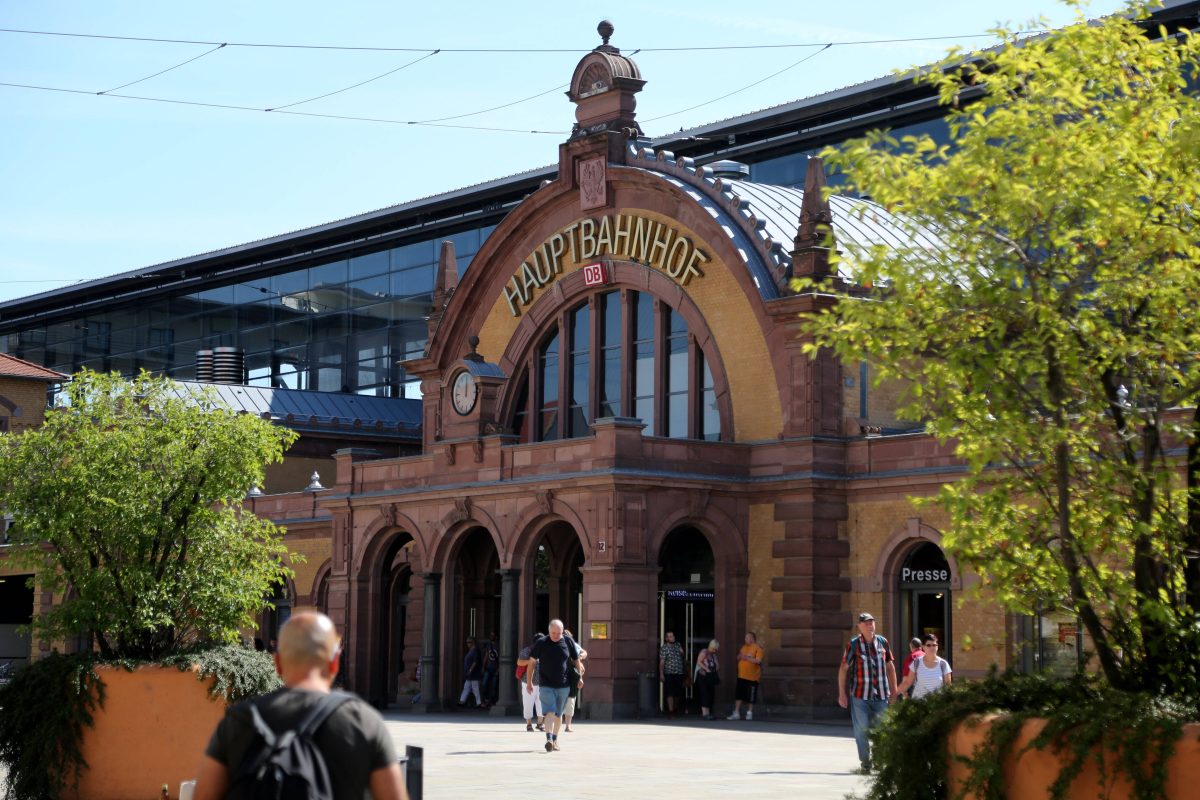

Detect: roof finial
598,20,614,46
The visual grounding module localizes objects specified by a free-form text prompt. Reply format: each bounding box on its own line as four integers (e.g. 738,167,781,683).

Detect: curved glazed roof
624,143,946,300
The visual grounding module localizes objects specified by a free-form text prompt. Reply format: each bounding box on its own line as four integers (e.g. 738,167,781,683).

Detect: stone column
417,572,442,710
493,568,521,715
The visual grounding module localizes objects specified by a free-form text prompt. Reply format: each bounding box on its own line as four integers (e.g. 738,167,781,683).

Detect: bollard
636,671,656,718
405,744,423,800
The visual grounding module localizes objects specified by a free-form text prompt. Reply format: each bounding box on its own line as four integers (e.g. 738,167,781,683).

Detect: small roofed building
0,354,67,671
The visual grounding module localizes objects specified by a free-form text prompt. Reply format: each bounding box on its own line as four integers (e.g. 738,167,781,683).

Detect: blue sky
0,1,1127,304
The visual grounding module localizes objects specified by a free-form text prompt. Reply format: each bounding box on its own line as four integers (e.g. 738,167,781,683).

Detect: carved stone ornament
536,489,554,515
382,503,397,527
688,488,711,520
454,496,472,520
578,156,607,211
472,438,484,463
577,63,610,98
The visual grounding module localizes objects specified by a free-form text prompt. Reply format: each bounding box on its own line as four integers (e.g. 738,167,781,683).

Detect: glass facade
3,226,493,398
0,109,949,407
521,290,722,443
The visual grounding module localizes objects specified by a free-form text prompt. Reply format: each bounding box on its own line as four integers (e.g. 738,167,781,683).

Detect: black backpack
228,690,353,800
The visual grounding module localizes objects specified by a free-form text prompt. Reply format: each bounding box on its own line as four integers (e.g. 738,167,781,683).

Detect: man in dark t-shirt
526,618,580,753
194,611,407,800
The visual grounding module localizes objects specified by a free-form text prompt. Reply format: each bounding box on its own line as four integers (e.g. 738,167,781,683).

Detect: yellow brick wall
284,537,332,599
0,378,53,433
477,209,783,441
746,503,784,652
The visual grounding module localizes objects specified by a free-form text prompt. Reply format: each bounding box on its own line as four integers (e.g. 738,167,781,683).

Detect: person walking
894,633,952,699
458,637,482,708
694,639,720,720
516,634,545,732
837,612,898,774
728,631,764,720
525,619,582,752
193,610,407,800
658,631,686,718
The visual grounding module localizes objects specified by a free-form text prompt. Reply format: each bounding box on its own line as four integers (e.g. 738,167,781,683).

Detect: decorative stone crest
578,156,607,210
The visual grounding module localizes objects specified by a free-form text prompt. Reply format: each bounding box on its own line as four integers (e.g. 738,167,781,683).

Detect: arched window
511,289,724,443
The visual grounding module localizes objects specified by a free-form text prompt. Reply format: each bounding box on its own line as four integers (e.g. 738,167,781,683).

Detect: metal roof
169,381,422,440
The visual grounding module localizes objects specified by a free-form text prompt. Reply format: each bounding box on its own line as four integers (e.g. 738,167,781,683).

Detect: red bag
515,663,527,680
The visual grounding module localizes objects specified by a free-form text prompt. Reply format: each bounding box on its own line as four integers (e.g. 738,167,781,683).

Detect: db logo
582,262,609,287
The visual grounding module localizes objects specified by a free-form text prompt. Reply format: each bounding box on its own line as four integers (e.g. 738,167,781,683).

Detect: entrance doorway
658,526,715,711
897,542,952,661
531,521,585,636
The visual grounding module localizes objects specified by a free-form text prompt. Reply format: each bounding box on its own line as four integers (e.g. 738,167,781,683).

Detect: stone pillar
417,572,442,710
493,568,521,715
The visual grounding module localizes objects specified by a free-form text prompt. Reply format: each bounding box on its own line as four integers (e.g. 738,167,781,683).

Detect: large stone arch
508,492,592,568
428,163,785,442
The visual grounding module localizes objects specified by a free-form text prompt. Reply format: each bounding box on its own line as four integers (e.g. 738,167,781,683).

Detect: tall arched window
511,289,724,443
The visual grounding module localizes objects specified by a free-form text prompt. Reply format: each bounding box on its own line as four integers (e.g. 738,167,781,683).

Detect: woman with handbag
694,639,721,720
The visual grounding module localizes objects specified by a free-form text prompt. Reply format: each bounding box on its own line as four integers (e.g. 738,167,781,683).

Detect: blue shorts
538,685,570,716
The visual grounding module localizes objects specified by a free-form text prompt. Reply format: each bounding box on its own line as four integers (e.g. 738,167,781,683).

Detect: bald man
195,610,407,800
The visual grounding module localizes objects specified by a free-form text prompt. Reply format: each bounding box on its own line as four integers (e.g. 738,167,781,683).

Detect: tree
797,0,1200,694
0,370,299,660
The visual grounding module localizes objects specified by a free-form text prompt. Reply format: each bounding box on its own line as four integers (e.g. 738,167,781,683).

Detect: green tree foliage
797,1,1200,694
0,370,299,660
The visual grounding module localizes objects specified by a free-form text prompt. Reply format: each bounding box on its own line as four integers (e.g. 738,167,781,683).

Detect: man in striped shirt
837,612,898,773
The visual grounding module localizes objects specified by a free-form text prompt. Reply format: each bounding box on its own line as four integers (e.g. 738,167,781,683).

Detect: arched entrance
658,525,715,710
531,521,585,636
897,542,953,661
362,532,416,707
450,526,500,707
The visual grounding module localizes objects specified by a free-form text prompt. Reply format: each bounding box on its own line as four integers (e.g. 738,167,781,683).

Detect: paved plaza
384,711,870,800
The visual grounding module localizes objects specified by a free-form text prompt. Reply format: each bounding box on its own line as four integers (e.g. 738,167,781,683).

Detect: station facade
243,30,1006,717
6,6,1181,711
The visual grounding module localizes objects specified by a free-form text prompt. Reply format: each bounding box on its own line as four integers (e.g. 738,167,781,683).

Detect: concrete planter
69,665,226,800
947,715,1200,799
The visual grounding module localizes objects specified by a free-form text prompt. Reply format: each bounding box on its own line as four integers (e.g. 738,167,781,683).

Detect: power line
97,42,226,95
643,44,833,125
266,50,439,112
0,80,569,134
0,26,1014,53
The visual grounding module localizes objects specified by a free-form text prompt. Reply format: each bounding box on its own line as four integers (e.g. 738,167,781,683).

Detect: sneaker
526,721,534,732
746,711,753,720
552,741,561,751
726,712,741,720
545,741,554,753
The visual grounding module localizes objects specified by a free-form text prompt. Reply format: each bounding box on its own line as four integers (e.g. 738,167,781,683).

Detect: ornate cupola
566,20,645,139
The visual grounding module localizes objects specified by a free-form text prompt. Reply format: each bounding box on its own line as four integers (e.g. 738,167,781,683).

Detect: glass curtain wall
3,226,494,398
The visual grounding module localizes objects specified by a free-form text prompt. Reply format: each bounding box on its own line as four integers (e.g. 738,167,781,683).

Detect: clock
451,370,477,415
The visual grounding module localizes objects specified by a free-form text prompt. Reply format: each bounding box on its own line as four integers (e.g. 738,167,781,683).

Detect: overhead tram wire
265,50,440,112
97,42,227,95
642,43,833,125
0,26,1018,53
0,80,569,134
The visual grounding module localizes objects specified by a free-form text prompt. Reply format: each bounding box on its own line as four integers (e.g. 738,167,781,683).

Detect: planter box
70,665,226,800
948,715,1200,799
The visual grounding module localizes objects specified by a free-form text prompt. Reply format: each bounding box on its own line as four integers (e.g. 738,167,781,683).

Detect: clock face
451,370,477,415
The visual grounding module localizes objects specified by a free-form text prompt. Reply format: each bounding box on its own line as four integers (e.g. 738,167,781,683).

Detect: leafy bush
862,671,1198,800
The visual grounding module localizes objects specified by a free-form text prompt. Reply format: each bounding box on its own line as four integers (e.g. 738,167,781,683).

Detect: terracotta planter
69,665,226,800
947,715,1200,799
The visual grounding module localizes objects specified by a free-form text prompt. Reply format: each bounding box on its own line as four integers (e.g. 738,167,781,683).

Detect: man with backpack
194,610,407,800
525,619,582,753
